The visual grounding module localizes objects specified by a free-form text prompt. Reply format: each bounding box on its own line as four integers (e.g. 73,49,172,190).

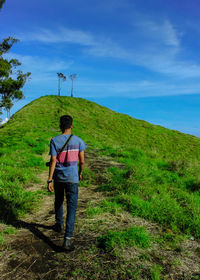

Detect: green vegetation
95,149,200,238
150,264,163,280
0,37,31,118
0,225,17,245
0,132,45,222
79,167,96,187
1,95,200,243
98,226,151,252
86,199,122,217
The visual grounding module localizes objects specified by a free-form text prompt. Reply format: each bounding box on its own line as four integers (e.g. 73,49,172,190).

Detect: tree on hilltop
69,74,77,97
57,72,66,96
0,37,31,119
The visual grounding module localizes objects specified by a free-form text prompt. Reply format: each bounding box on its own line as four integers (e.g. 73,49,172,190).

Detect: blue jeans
54,181,79,238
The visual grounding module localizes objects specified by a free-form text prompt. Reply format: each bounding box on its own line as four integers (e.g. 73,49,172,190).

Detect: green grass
96,149,200,238
0,95,200,242
97,226,151,252
150,264,163,280
79,167,96,187
86,199,122,217
0,225,17,246
0,235,5,246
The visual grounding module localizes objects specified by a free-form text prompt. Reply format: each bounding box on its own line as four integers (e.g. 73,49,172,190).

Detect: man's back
50,134,86,183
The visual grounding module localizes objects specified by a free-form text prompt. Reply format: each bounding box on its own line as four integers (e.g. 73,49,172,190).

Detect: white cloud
75,79,200,98
18,22,200,79
19,26,96,46
0,118,9,125
4,53,73,82
133,19,180,48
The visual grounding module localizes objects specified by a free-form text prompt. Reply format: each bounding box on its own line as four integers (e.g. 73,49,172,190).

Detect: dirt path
0,179,104,279
0,151,118,280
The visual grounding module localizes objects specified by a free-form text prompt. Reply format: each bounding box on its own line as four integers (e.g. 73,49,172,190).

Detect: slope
0,95,200,279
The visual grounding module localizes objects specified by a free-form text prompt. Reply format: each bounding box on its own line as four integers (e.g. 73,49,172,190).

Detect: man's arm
79,151,85,181
47,155,57,192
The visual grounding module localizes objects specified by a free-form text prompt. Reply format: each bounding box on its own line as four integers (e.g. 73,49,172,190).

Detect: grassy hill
0,95,200,278
1,95,200,232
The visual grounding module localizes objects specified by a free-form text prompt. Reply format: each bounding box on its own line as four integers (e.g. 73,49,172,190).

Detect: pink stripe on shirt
57,150,79,163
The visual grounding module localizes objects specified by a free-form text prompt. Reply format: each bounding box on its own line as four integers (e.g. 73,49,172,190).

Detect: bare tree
69,74,77,97
57,72,66,96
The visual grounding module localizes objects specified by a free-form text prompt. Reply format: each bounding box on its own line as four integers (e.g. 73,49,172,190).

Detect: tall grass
96,147,200,238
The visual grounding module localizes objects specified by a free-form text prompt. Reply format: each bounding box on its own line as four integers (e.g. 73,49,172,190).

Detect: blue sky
1,0,200,136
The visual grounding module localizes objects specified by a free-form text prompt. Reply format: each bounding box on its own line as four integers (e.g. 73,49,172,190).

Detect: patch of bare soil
0,151,200,280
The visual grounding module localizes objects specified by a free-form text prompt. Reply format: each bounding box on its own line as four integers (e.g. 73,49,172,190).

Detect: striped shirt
49,134,86,183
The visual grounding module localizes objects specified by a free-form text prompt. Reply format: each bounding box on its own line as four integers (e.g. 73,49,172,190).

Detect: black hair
60,115,73,132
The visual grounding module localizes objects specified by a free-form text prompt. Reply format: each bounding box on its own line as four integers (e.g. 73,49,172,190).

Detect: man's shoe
63,238,75,251
52,223,64,233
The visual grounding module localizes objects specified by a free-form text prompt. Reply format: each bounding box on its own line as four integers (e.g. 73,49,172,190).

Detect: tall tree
0,37,31,119
57,72,66,96
0,0,6,10
69,74,77,97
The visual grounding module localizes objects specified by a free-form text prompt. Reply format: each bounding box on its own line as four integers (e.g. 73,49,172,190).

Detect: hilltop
0,95,200,279
3,95,200,157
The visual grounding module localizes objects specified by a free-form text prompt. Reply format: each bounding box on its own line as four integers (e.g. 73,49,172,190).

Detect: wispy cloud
133,19,180,48
76,79,200,98
19,27,96,46
18,22,200,80
8,51,200,99
4,52,73,82
3,44,200,100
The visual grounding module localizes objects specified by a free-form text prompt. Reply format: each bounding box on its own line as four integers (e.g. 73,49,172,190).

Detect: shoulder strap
59,134,73,155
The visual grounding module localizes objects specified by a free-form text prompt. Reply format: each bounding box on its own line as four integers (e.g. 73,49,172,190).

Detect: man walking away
47,115,86,251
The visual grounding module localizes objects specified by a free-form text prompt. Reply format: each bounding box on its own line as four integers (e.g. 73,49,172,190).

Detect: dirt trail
0,151,119,280
0,174,105,280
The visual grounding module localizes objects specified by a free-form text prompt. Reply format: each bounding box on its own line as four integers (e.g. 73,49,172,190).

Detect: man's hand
47,182,54,192
79,151,84,182
48,155,56,193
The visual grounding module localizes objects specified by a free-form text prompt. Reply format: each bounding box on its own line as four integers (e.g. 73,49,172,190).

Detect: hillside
0,95,200,279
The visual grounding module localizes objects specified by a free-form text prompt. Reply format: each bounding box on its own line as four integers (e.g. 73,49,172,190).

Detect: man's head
60,115,73,132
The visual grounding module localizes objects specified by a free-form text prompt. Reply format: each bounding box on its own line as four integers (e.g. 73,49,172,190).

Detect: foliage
0,0,6,10
0,37,31,118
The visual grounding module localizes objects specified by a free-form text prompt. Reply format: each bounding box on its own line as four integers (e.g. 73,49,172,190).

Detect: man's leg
64,183,79,238
54,181,65,227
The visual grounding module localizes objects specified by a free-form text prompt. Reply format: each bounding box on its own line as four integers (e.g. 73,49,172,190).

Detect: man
47,115,86,251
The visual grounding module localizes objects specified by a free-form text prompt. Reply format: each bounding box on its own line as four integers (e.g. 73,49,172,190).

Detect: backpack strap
58,134,73,155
